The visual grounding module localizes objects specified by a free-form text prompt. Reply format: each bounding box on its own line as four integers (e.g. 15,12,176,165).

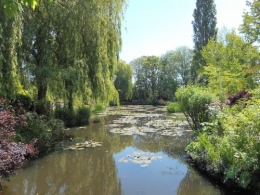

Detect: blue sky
119,0,248,63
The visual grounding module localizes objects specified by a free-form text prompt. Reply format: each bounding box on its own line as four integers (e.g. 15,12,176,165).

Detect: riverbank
185,155,258,195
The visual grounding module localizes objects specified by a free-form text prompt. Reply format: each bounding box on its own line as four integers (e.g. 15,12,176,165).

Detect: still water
2,106,234,195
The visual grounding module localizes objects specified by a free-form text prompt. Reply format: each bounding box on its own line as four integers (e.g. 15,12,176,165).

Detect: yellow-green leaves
201,31,260,95
3,0,39,17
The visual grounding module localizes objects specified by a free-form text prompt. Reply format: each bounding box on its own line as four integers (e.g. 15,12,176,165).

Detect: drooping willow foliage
0,2,24,99
1,0,126,109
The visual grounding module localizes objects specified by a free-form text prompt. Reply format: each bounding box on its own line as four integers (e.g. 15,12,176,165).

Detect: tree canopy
1,0,127,109
201,30,260,95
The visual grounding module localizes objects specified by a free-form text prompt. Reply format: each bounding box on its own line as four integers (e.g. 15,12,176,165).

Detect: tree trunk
37,84,47,101
0,181,3,193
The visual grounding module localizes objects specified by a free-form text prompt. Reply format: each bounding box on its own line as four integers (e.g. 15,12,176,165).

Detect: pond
2,105,235,195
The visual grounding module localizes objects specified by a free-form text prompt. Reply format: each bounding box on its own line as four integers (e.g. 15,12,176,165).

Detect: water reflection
3,106,234,195
3,146,123,195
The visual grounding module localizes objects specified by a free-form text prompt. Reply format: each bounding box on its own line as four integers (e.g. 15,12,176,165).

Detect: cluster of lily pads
118,151,163,167
105,107,191,137
55,140,102,151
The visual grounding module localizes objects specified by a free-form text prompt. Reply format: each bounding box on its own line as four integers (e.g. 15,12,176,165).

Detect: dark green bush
16,112,65,155
76,107,91,125
34,100,51,115
54,106,76,127
13,94,32,110
54,106,91,127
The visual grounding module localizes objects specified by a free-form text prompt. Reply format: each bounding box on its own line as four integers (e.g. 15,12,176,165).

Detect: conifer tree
191,0,217,83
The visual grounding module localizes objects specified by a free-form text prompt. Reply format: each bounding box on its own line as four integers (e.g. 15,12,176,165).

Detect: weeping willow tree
49,0,126,109
19,0,126,109
0,2,24,99
21,0,56,100
114,61,133,101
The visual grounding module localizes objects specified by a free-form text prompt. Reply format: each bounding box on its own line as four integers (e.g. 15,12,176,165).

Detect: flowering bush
0,99,37,181
186,89,260,192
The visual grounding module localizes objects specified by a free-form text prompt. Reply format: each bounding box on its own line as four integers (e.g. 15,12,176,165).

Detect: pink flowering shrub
0,99,37,180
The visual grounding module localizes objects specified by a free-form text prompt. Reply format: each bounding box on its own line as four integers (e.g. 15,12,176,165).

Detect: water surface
2,106,234,195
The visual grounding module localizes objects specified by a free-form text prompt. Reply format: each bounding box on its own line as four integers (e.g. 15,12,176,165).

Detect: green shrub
16,112,65,155
92,104,104,114
14,94,32,110
166,102,181,113
34,100,51,115
186,88,260,191
175,85,217,130
54,106,76,127
76,107,91,125
54,106,91,127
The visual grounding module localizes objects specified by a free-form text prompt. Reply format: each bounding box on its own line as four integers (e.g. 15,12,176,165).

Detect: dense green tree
19,0,126,109
114,61,133,101
240,0,260,45
161,47,193,86
159,52,178,100
131,56,160,100
192,0,217,83
201,30,260,95
21,0,56,100
131,56,149,99
51,0,125,109
174,46,193,85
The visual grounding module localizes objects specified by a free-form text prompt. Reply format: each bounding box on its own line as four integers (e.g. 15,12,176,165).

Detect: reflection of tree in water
2,116,134,195
133,133,165,153
66,116,134,154
3,145,123,195
177,167,228,195
133,132,191,157
162,134,191,160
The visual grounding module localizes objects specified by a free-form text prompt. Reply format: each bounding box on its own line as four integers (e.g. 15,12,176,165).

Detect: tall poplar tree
191,0,217,83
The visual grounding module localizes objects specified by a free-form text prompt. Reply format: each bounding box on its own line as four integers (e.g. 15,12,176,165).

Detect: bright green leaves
3,0,40,17
114,61,133,101
175,85,217,130
201,31,260,95
240,0,260,44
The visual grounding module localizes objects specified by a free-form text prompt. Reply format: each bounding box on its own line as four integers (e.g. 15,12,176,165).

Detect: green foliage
161,47,193,86
16,112,65,155
54,106,76,127
186,88,260,190
114,61,133,101
3,0,39,17
175,85,217,130
34,100,51,115
92,104,104,114
132,56,161,100
201,31,260,94
54,105,91,127
240,0,260,44
14,94,31,110
75,107,91,125
0,3,23,99
166,102,181,113
192,0,217,83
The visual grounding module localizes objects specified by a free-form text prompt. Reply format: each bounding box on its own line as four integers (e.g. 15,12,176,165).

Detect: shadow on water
2,105,237,195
